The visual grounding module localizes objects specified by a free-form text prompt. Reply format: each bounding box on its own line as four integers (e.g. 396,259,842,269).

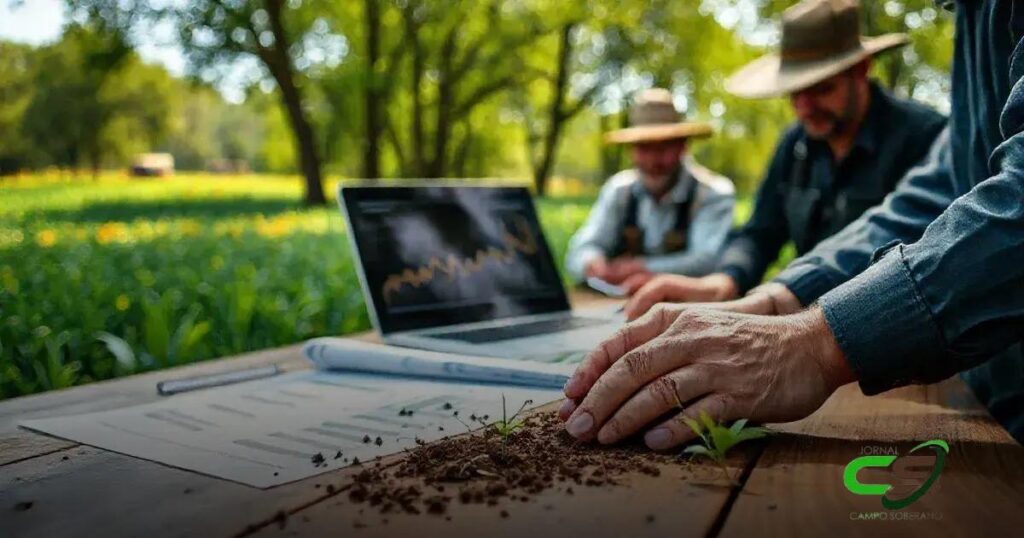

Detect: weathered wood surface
2,289,1022,537
718,380,1024,537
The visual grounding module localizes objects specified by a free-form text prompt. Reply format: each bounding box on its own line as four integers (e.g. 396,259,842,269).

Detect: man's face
789,71,858,139
631,139,687,195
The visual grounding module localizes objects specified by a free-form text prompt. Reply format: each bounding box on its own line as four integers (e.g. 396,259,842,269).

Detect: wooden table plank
718,379,1024,537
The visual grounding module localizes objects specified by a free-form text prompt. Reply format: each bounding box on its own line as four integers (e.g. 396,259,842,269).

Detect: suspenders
613,173,699,258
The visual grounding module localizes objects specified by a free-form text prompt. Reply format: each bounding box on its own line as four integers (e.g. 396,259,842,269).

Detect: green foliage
681,410,771,484
0,0,953,196
0,174,595,399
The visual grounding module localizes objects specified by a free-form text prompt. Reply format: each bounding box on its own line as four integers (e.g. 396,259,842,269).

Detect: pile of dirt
343,411,678,516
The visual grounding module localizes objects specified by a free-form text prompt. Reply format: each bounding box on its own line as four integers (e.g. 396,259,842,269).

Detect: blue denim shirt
773,0,1024,443
719,82,945,293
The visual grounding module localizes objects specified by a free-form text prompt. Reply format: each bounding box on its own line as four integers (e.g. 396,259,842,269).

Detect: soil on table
343,411,688,517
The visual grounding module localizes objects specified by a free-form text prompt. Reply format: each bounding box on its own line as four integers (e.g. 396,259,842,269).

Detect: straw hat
725,0,909,99
604,88,713,145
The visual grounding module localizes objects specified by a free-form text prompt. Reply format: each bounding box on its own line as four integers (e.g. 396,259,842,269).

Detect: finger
557,398,577,421
622,272,652,295
642,394,733,451
562,305,674,401
623,277,690,321
596,366,711,445
567,331,695,441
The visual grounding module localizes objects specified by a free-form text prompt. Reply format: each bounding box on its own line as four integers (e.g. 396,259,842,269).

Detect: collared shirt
717,81,946,293
773,0,1024,442
565,156,735,280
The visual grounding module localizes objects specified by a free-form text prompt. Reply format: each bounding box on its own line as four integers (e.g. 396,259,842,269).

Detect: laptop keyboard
423,316,608,344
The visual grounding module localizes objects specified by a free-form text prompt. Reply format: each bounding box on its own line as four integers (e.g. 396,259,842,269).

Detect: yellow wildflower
36,229,57,248
115,294,131,311
96,222,126,244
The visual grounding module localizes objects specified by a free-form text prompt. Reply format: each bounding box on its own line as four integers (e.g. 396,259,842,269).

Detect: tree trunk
532,23,575,197
263,0,326,206
428,28,458,178
362,0,382,181
403,3,426,176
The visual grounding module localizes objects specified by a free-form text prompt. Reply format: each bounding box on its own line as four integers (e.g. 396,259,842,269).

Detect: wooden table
2,290,1023,537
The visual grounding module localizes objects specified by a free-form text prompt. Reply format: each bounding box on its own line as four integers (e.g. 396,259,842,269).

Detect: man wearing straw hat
622,0,945,308
558,0,1024,448
565,88,736,290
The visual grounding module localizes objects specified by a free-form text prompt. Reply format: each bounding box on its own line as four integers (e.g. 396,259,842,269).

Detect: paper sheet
20,370,562,488
304,338,576,388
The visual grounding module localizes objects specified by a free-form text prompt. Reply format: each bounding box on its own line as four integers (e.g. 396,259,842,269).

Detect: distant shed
131,153,175,177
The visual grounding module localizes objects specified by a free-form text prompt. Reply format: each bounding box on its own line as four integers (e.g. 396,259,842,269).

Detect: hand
557,304,855,450
624,278,803,321
604,257,648,284
623,273,739,320
584,257,611,280
621,272,656,295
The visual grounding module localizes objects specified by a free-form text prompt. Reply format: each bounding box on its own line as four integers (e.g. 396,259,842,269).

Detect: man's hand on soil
558,305,856,450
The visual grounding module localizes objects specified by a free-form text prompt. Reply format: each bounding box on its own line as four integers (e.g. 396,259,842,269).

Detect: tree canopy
0,0,954,198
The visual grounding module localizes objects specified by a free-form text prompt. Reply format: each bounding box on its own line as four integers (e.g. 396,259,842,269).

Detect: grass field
0,173,606,399
0,173,773,400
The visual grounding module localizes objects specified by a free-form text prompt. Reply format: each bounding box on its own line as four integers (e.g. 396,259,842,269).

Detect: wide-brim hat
725,0,909,99
604,88,713,145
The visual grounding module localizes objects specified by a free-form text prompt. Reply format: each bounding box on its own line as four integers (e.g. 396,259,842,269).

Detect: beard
804,77,861,140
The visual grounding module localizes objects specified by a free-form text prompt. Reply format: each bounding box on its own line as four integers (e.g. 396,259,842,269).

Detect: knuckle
622,346,655,378
648,375,681,408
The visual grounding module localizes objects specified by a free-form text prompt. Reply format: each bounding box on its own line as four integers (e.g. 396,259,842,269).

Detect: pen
157,364,282,396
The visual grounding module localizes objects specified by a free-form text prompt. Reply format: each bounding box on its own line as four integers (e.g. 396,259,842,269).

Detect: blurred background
0,0,953,398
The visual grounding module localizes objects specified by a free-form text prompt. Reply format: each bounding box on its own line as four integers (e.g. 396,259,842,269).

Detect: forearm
774,127,954,305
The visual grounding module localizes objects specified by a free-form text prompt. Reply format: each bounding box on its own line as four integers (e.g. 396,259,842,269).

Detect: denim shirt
773,0,1024,442
565,156,735,280
718,82,946,294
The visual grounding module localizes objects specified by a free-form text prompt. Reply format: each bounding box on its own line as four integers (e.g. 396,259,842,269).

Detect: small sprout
374,436,383,447
489,395,534,460
334,450,343,460
352,457,361,465
362,435,371,444
680,410,770,485
311,452,325,465
442,402,453,410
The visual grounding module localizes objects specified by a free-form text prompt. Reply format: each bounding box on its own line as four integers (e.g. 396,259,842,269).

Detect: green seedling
680,410,770,486
474,394,533,461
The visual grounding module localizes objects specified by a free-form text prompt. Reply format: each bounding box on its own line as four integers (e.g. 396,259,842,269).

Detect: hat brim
603,122,713,145
724,34,910,99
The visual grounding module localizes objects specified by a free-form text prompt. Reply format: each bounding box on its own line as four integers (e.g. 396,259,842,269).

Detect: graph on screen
380,215,539,306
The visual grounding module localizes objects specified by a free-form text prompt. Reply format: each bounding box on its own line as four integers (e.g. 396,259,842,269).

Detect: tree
70,0,329,205
20,24,152,177
0,41,36,174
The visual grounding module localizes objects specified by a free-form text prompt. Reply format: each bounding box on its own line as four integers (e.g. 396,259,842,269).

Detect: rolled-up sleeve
773,127,955,305
818,54,1024,394
644,187,735,276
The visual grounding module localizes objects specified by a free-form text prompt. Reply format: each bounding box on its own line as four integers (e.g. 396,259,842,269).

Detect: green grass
0,173,599,399
0,173,778,400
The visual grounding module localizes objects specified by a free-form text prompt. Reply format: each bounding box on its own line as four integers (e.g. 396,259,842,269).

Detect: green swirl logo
843,439,949,510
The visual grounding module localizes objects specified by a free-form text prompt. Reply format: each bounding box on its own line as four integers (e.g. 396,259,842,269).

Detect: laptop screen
341,186,571,334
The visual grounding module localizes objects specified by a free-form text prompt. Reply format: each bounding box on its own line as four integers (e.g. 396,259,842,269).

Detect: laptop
338,185,623,362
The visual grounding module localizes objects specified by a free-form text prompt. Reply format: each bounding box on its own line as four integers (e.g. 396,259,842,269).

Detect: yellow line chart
381,216,539,305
